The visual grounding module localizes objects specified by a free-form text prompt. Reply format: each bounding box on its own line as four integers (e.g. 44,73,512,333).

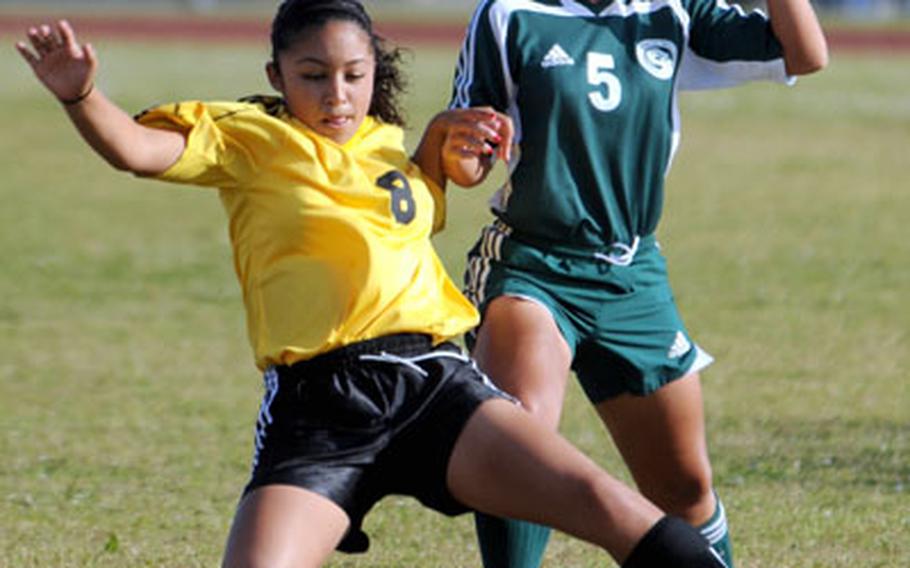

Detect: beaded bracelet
59,84,94,106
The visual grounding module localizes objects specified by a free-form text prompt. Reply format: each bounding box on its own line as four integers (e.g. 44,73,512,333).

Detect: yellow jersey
136,97,479,369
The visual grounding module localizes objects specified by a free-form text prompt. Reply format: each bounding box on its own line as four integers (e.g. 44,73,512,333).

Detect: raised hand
411,106,514,190
15,20,98,104
439,107,514,164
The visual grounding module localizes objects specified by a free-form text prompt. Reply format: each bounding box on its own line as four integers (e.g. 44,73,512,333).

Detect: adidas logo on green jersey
541,43,575,68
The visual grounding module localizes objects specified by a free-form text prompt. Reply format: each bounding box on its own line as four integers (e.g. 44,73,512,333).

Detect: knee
517,395,563,428
646,470,715,522
224,553,318,568
222,534,325,568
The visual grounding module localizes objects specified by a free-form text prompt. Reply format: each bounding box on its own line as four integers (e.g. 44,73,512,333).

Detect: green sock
474,512,551,568
698,496,734,567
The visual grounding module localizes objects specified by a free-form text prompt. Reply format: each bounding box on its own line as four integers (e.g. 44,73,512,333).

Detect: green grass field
1,32,908,567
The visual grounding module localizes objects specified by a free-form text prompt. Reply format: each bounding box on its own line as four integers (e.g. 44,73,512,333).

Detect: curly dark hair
270,0,408,126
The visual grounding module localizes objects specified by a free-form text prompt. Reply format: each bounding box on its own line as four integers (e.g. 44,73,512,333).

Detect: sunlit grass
1,32,907,567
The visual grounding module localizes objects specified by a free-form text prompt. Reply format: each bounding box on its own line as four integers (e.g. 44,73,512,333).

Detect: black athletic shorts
241,334,509,553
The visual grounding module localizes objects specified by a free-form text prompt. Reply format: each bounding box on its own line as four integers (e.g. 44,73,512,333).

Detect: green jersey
452,0,791,247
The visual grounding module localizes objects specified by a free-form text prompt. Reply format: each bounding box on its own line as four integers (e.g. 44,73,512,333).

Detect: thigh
595,372,714,518
473,295,573,427
222,485,350,568
464,224,575,426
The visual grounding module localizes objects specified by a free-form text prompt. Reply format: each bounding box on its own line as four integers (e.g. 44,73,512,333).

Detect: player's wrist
58,83,94,106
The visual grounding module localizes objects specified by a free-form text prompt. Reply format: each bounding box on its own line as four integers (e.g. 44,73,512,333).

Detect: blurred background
0,0,908,19
1,0,908,51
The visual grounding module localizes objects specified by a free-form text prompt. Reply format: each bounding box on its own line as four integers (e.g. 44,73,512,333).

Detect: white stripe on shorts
465,222,508,308
358,349,519,405
251,366,280,471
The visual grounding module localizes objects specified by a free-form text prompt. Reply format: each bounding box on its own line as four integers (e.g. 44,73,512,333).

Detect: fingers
14,25,50,67
84,42,98,69
14,41,39,67
473,106,514,162
448,107,514,162
47,23,65,47
495,115,514,163
58,19,77,48
57,19,87,59
20,20,81,59
27,24,58,54
446,127,498,159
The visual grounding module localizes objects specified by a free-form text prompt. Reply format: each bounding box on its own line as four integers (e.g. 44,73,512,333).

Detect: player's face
268,20,375,145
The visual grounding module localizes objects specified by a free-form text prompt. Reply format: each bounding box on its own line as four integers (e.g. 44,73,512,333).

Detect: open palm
16,20,97,103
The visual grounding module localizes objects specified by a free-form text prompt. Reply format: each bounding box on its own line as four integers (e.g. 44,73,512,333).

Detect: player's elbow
100,152,136,173
100,152,144,175
786,44,829,75
789,54,828,75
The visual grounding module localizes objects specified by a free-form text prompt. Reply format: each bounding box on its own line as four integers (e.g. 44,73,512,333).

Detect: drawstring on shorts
593,235,641,266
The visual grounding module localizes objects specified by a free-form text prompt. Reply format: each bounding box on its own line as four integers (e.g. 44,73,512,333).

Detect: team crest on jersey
635,39,677,80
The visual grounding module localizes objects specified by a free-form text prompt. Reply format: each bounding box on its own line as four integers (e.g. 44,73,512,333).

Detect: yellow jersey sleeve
136,99,281,190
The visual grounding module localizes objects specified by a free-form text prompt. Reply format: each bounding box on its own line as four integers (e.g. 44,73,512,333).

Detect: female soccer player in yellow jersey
17,1,731,567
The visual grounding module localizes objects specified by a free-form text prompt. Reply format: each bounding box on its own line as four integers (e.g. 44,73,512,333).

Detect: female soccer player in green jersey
450,0,828,567
16,1,734,567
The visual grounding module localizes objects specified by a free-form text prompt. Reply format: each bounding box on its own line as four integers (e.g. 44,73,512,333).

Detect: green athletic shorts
464,220,713,402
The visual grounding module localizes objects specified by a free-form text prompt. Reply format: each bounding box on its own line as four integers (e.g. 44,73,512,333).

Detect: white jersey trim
678,51,794,91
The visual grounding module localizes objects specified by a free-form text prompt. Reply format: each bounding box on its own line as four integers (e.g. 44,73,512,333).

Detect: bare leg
469,296,576,568
222,485,350,568
448,398,663,564
472,296,572,427
596,372,716,524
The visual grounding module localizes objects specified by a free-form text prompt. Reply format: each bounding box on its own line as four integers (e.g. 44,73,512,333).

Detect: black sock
623,516,729,568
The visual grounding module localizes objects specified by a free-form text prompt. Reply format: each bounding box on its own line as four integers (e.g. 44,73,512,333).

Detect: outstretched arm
412,107,513,190
16,20,185,176
767,0,829,75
